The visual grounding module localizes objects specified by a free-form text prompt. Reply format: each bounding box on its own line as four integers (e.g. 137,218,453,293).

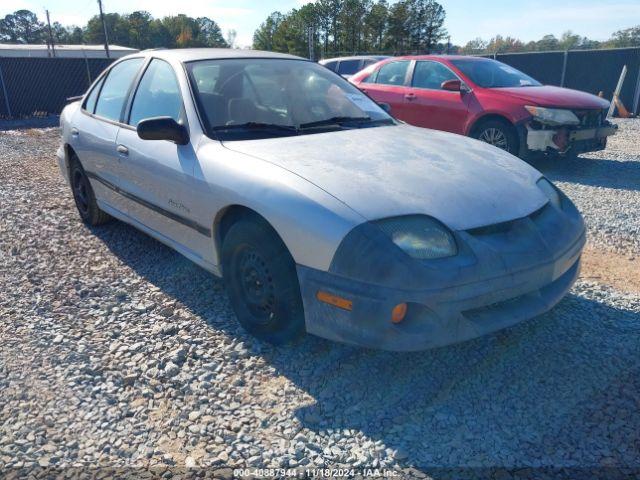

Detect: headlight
375,215,457,260
525,106,579,126
537,178,562,209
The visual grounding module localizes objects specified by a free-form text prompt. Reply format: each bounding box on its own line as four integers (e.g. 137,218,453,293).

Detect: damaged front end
520,106,617,157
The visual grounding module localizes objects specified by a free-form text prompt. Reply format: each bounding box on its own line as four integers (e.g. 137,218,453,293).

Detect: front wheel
221,218,305,344
472,120,519,155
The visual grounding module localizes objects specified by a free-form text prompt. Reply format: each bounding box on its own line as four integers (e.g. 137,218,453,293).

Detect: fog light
391,303,407,323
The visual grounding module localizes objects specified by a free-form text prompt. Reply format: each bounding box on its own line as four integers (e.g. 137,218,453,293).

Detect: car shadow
530,154,640,192
90,220,640,475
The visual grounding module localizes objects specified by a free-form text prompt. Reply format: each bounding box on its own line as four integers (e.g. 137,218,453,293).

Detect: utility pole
446,35,451,55
45,10,56,57
97,0,110,58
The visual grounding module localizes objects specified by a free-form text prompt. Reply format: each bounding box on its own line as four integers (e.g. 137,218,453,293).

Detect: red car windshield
451,59,541,88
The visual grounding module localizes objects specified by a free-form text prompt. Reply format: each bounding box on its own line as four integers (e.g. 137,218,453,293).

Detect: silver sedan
57,49,585,351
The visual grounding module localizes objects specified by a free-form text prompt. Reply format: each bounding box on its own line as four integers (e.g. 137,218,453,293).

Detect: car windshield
450,59,541,88
187,58,394,140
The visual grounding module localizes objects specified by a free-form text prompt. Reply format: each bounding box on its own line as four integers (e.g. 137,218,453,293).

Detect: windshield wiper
211,122,298,133
298,116,373,129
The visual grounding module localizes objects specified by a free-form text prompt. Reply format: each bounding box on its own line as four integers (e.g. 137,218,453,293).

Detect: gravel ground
1,121,639,479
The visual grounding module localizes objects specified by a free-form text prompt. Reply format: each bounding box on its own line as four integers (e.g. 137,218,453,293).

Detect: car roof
127,48,305,63
391,54,493,62
319,55,390,64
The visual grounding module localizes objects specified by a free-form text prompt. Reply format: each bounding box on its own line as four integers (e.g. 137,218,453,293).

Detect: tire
69,158,111,226
472,119,519,155
221,218,305,344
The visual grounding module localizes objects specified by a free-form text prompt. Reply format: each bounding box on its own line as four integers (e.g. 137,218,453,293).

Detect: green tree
253,12,284,51
0,10,45,43
198,17,227,47
364,0,387,51
608,25,640,47
84,13,130,46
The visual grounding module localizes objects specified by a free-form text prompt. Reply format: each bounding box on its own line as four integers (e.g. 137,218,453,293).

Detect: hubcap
72,170,90,215
238,248,275,323
479,127,509,151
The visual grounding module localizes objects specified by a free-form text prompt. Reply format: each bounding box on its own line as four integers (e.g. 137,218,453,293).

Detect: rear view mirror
137,117,189,145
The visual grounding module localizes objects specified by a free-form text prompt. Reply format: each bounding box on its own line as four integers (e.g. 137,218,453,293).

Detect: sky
1,0,639,48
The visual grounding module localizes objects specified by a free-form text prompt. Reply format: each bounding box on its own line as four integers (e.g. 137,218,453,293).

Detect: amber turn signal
316,291,353,311
391,303,407,323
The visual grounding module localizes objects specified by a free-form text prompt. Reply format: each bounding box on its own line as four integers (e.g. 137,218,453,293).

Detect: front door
115,58,207,257
402,60,470,134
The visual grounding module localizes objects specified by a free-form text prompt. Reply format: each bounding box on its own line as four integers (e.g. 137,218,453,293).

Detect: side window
337,60,361,76
412,61,458,90
129,59,182,126
375,61,410,86
323,61,338,72
95,58,144,122
84,77,104,113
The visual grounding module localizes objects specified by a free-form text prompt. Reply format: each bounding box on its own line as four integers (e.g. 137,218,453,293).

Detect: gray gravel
532,119,640,254
1,122,639,477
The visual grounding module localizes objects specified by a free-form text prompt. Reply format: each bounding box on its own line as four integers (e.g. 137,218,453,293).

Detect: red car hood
494,85,610,109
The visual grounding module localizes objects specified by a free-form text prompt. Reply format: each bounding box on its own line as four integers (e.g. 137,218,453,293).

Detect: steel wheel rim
72,170,90,215
479,127,508,151
237,247,276,324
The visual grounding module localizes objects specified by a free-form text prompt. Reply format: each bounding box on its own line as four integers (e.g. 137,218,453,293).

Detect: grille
573,108,606,127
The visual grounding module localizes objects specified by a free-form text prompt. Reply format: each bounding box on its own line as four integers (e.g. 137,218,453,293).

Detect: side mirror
441,79,471,93
137,117,189,145
378,102,392,114
441,79,462,92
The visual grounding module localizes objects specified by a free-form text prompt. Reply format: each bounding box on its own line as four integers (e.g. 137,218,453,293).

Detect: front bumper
519,121,617,156
298,200,585,351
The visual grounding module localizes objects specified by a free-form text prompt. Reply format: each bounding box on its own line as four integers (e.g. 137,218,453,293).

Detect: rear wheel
472,119,519,155
221,218,305,344
70,158,111,226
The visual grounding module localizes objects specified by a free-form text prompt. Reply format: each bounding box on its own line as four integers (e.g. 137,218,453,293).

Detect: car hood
494,85,610,109
223,124,548,231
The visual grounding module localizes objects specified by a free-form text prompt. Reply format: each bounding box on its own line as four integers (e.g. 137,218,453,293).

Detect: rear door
357,60,411,118
402,60,469,133
115,58,206,255
73,57,145,215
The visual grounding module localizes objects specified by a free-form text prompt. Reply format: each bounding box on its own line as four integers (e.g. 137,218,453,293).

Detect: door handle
116,145,129,155
70,127,79,136
404,93,416,100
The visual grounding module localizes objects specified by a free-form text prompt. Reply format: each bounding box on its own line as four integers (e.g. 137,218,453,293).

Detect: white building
0,43,138,58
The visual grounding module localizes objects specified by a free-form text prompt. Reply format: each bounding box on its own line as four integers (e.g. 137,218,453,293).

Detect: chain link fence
0,46,638,119
0,56,114,118
487,47,640,115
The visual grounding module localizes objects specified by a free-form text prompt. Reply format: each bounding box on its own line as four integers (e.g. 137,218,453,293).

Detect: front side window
450,59,541,88
337,60,361,76
188,58,394,140
94,58,144,122
375,61,410,86
129,59,182,126
412,61,458,90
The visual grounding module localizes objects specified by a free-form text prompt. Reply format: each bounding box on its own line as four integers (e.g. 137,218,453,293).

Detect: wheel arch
468,113,516,136
213,204,289,274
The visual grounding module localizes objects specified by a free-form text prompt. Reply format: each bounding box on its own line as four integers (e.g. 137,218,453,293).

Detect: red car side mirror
441,79,462,91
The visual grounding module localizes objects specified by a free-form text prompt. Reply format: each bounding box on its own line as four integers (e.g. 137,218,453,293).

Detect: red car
350,55,617,159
